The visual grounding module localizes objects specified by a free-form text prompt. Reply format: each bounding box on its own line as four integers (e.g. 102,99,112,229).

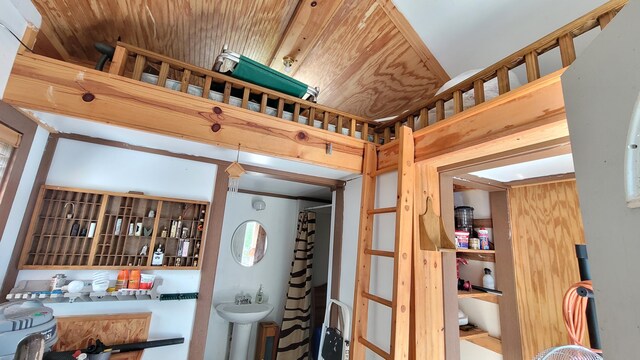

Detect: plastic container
455,230,469,249
483,268,495,289
478,228,490,250
455,206,474,228
115,270,129,290
128,270,141,289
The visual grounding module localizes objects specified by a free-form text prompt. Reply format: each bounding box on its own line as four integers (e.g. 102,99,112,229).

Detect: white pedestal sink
216,303,274,360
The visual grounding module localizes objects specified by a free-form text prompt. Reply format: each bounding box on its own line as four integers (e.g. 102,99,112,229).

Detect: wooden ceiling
31,0,449,119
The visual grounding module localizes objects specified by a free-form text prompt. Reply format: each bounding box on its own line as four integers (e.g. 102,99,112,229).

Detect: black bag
321,327,343,360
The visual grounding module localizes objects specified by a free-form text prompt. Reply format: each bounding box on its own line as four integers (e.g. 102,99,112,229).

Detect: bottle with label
70,221,80,236
128,270,141,289
255,284,264,304
152,244,164,266
483,268,495,289
176,216,182,238
161,226,168,238
116,270,129,290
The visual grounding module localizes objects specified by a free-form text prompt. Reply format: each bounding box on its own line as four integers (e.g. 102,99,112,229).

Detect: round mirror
231,221,268,267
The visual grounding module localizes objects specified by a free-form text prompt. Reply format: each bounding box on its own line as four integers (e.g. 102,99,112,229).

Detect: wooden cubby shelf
20,186,209,270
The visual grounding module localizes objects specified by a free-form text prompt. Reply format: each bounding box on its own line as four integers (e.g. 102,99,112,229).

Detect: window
0,123,21,197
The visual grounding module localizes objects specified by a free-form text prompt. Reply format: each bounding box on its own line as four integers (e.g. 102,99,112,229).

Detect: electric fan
534,345,602,360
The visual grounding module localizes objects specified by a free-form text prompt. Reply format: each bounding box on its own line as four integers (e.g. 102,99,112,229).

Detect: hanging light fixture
226,145,246,193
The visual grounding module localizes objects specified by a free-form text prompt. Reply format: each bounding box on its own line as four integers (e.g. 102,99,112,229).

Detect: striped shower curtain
278,211,316,359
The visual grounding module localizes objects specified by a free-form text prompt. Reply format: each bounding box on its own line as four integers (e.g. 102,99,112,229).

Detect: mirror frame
230,220,268,267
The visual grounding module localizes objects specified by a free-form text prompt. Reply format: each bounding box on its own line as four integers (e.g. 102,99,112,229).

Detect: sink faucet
235,293,252,305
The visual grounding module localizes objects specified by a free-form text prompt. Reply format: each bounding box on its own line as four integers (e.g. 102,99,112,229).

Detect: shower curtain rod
304,204,333,211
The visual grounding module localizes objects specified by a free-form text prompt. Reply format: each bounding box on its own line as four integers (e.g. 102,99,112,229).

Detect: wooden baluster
223,82,232,104
180,69,191,93
293,103,301,123
202,76,213,99
497,67,511,95
599,11,614,29
559,34,576,67
157,62,170,88
308,107,316,127
323,112,330,130
277,99,285,118
260,93,268,113
109,47,129,76
394,122,401,140
362,122,369,141
132,55,146,81
473,79,485,105
453,90,463,114
337,116,344,135
374,132,380,145
407,115,415,130
525,51,540,82
436,100,445,121
241,88,250,109
419,108,428,129
384,128,391,144
350,118,357,137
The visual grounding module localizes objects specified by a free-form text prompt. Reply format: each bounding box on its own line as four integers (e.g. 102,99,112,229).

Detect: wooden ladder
351,126,414,360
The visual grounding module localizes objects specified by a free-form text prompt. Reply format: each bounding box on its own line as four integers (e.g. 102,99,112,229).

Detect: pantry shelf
458,290,498,304
6,279,163,303
466,334,503,354
459,327,489,340
456,249,496,262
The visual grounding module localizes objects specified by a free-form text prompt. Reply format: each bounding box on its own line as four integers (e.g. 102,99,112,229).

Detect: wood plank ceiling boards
31,0,449,120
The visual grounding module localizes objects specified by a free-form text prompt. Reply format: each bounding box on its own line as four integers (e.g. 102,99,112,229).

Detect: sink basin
216,303,273,324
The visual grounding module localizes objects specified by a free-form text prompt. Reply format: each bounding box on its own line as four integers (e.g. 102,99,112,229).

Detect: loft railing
375,0,626,144
107,42,379,143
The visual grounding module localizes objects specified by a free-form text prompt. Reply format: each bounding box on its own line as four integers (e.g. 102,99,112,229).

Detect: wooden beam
452,174,508,192
506,172,575,187
377,69,568,170
5,53,366,173
412,163,446,359
269,0,344,75
490,191,523,359
375,0,450,83
188,167,228,360
236,189,330,204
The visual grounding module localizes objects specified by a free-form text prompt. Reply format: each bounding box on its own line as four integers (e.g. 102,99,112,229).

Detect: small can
455,230,469,249
478,228,490,250
469,238,480,250
50,274,66,291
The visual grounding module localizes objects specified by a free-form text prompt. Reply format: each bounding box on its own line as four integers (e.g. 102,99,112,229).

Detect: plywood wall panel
508,180,585,359
52,312,151,360
31,0,448,119
32,0,297,69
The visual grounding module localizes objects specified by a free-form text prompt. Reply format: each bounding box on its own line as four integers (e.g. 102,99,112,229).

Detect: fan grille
534,345,603,360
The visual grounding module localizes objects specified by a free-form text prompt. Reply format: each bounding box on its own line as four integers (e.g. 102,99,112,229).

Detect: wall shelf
456,249,496,262
466,334,502,354
19,186,209,270
6,279,162,303
459,327,488,340
458,290,498,304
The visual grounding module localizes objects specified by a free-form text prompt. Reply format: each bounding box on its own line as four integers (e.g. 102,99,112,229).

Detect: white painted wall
204,193,300,360
0,126,49,285
0,0,40,98
392,0,607,78
15,138,218,360
562,2,640,357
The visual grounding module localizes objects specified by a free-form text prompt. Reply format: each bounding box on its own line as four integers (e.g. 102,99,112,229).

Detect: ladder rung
359,336,391,360
364,248,394,258
362,291,392,307
367,207,396,215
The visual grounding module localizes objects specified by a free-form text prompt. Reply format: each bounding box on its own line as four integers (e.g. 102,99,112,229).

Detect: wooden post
453,90,463,114
241,88,251,109
131,55,146,81
180,69,192,93
260,93,268,113
524,51,540,83
323,112,330,130
497,67,511,95
108,46,129,76
473,79,485,105
350,118,357,138
362,122,369,141
419,108,428,129
202,76,213,99
435,100,445,121
559,34,576,67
